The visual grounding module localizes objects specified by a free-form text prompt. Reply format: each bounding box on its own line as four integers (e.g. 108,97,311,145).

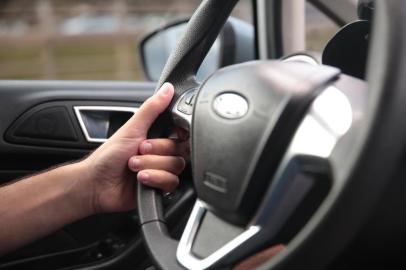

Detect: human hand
79,83,185,214
128,129,189,193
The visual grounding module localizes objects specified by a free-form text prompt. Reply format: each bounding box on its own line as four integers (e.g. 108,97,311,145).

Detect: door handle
74,106,138,143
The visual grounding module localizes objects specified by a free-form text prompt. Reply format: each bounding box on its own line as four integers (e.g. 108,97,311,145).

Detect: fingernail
138,172,150,184
130,158,141,171
159,83,171,96
141,141,152,154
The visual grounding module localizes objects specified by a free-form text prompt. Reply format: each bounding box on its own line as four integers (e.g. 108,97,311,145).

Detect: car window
0,0,252,81
305,2,340,52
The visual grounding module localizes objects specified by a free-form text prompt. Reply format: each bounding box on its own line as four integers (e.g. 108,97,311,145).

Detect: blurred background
0,0,337,81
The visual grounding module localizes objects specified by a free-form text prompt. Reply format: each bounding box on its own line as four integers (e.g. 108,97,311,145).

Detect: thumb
115,82,174,138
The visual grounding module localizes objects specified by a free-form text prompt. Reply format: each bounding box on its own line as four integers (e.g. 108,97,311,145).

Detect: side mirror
139,17,255,82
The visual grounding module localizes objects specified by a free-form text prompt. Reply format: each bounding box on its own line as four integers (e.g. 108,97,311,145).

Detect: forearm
0,83,179,256
0,161,94,256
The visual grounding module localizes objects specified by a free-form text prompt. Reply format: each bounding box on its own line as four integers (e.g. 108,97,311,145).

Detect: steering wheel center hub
192,61,340,224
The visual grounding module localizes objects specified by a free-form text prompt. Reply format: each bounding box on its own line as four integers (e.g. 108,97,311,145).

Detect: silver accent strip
177,86,352,269
74,106,138,143
177,200,260,270
254,86,353,226
288,85,352,157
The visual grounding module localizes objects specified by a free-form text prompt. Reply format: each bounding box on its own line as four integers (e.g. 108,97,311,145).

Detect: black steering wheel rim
138,2,240,269
138,1,406,270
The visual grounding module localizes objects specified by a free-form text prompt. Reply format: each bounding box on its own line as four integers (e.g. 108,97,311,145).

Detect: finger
139,139,190,158
115,82,174,138
137,169,180,193
129,155,185,175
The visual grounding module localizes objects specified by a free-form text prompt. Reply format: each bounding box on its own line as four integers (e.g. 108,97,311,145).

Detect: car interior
2,0,406,269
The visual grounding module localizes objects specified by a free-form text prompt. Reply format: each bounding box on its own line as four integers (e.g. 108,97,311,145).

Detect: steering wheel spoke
174,81,366,270
177,200,260,270
253,85,359,236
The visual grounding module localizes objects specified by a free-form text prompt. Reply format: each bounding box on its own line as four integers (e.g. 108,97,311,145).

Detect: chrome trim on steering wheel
289,85,352,157
253,85,353,227
177,200,260,270
176,85,353,269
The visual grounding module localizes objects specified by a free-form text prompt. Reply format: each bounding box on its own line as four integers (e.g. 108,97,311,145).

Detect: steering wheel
137,1,406,269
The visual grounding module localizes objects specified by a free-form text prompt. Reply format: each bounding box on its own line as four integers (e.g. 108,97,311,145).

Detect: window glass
305,2,340,52
0,0,252,81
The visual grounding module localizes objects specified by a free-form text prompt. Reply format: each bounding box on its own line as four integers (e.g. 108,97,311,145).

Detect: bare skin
0,83,186,256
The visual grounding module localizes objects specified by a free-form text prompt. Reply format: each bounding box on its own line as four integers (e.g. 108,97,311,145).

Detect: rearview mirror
139,17,255,82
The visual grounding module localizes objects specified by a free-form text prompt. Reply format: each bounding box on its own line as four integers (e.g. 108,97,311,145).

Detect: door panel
0,80,156,269
0,80,155,182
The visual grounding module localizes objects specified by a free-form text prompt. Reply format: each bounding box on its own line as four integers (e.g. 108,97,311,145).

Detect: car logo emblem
213,93,248,119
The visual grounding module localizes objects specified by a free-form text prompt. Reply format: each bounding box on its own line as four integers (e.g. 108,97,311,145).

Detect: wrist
62,160,97,218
